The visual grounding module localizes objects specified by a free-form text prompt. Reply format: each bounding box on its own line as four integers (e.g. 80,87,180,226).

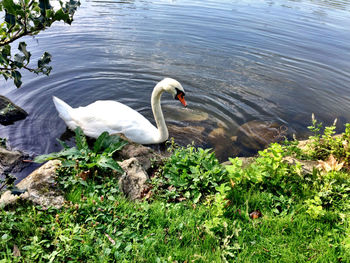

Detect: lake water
1,0,350,170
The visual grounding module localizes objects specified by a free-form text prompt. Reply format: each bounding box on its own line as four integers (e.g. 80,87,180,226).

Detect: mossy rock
0,95,28,125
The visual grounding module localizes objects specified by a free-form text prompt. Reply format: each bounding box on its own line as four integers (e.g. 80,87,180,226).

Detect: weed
152,142,227,203
34,127,127,187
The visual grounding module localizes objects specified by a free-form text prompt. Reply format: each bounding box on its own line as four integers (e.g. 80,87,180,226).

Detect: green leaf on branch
0,0,80,87
2,45,11,57
5,12,16,25
18,42,31,62
39,0,52,14
14,54,25,67
54,9,70,21
35,52,52,75
38,51,51,67
2,0,21,15
11,70,22,88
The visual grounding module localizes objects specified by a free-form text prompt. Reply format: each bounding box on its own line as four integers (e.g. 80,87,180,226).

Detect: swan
52,78,187,144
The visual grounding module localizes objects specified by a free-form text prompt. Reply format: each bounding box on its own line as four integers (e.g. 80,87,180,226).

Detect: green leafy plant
204,183,231,235
306,115,350,164
227,143,303,197
34,127,127,182
1,123,350,261
0,0,80,87
153,142,227,203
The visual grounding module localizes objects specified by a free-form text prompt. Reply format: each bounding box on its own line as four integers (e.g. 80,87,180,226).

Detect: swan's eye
175,88,185,100
175,89,187,107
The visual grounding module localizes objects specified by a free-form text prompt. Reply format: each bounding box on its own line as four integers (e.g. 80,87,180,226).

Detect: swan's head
158,78,187,107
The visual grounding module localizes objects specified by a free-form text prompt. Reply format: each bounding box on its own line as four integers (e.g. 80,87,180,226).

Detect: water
1,0,350,176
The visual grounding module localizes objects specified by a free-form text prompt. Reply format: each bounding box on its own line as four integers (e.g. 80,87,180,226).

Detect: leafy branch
0,0,80,87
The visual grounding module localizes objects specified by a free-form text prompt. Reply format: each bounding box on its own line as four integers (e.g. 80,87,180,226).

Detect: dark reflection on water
1,0,350,178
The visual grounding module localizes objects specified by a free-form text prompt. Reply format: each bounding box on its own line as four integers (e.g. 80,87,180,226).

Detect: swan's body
53,78,187,144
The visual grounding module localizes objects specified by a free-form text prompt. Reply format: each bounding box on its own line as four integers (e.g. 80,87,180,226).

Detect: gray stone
118,135,163,171
283,156,318,175
0,160,64,209
167,124,206,146
0,95,28,125
118,158,148,200
0,147,27,175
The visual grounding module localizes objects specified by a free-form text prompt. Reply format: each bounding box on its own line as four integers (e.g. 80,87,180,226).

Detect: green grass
0,184,222,262
1,176,348,262
1,120,350,262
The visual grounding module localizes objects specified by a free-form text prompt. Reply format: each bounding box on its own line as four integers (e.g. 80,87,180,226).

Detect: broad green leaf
74,127,88,151
54,9,69,21
3,0,20,15
56,138,70,149
93,131,109,153
18,42,31,61
11,70,22,88
37,52,51,68
5,12,15,25
34,147,80,163
61,159,76,167
14,54,25,67
106,140,128,156
39,0,52,13
93,132,127,155
2,45,11,57
1,71,10,80
96,155,124,174
0,53,8,64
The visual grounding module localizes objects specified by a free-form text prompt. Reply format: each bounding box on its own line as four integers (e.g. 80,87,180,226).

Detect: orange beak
177,93,187,107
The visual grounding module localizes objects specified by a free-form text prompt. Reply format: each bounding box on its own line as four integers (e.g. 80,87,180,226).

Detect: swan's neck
151,84,168,143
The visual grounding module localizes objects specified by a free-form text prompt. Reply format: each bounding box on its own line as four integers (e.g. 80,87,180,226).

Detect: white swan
52,78,187,144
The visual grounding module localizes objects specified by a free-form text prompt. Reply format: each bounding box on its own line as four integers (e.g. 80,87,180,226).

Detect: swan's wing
70,100,158,142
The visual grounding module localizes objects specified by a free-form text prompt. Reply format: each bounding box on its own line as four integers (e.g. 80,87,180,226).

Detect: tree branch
0,29,36,46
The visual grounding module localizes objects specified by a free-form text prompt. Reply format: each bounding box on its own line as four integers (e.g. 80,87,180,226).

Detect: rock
168,125,206,146
165,106,208,122
0,95,28,125
237,120,287,151
209,127,226,140
208,127,239,162
0,160,64,209
118,158,148,200
0,147,28,175
118,136,163,172
283,156,318,175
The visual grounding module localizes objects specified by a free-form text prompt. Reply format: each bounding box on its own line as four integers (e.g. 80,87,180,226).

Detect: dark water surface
1,0,350,177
